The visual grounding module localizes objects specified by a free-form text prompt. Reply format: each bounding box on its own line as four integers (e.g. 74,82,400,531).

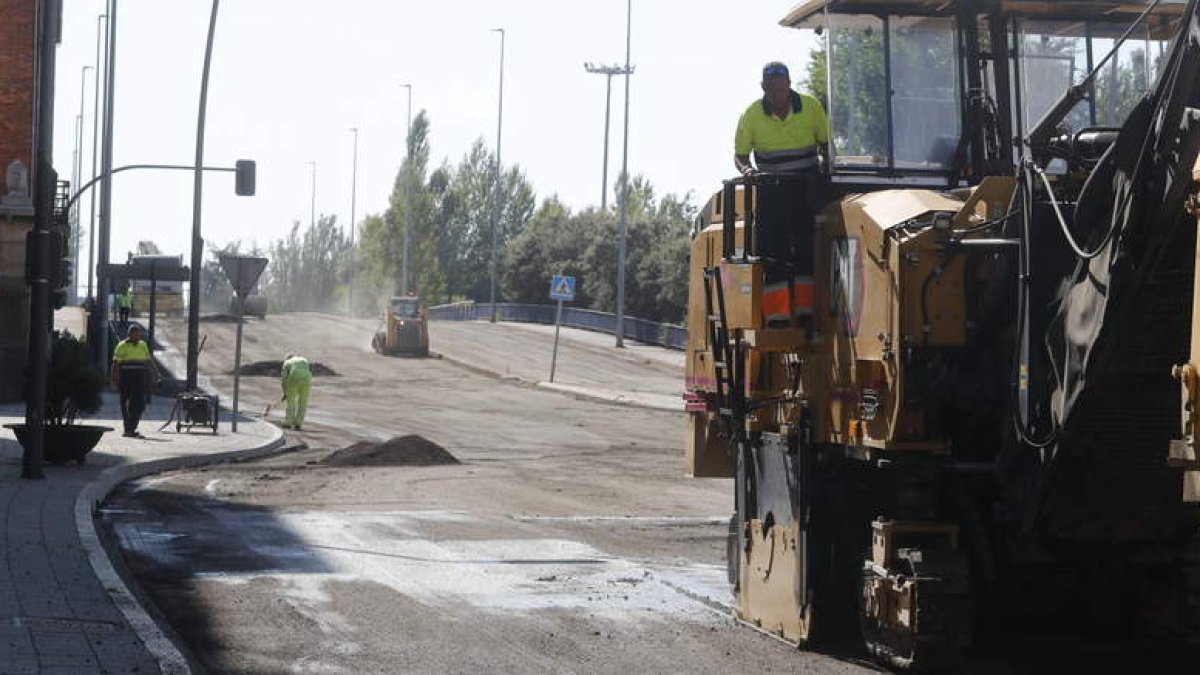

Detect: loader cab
781,0,1181,189
390,296,422,319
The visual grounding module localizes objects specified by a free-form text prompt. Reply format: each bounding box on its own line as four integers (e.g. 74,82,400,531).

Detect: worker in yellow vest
116,285,133,325
110,324,158,438
280,353,313,430
734,61,830,322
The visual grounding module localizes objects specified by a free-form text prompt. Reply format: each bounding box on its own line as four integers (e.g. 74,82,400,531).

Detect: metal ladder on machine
702,265,743,433
705,262,757,589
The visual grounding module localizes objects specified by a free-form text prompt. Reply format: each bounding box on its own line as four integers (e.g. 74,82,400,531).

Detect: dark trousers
119,365,147,434
118,307,130,324
756,175,818,283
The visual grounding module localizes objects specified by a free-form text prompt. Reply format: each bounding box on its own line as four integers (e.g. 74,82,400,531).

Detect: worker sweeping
280,352,312,430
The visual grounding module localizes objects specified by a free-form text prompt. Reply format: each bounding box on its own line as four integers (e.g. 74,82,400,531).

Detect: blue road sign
549,275,576,301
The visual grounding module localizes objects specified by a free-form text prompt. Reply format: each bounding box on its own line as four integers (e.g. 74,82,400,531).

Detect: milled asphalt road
90,314,1200,673
95,314,873,674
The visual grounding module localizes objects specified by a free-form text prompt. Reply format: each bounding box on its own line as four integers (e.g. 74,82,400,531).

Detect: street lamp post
96,0,119,372
75,66,91,196
73,65,92,302
184,0,222,391
71,113,80,301
584,63,632,211
400,83,412,296
71,113,80,213
614,0,634,348
348,127,358,315
87,13,106,299
489,28,505,322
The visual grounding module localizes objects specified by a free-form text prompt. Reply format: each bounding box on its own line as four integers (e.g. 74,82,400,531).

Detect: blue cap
762,61,789,79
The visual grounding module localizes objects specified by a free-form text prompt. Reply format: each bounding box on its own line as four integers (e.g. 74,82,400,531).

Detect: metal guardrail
428,301,687,351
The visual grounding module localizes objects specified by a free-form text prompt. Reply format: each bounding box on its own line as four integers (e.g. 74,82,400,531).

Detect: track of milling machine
684,0,1200,668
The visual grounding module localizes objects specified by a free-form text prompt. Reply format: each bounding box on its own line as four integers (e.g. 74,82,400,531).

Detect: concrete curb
73,422,287,675
435,350,683,413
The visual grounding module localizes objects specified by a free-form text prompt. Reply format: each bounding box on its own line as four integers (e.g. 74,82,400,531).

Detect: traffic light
235,159,256,196
24,229,71,309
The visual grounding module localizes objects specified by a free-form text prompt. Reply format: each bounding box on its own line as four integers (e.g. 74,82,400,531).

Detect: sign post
220,256,269,432
548,275,576,383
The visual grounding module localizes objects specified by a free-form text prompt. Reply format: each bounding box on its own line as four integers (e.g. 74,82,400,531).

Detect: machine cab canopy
389,296,422,318
781,0,1183,185
783,1,1187,25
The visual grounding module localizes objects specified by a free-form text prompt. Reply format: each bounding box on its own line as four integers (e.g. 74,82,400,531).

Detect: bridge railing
427,301,687,351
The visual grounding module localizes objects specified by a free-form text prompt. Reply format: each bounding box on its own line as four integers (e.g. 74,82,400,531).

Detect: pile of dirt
320,435,459,467
200,313,241,323
230,360,339,377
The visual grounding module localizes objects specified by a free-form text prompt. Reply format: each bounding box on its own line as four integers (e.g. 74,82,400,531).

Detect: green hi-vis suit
281,355,313,429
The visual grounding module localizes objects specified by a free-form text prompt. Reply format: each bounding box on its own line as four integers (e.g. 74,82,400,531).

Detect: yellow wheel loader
372,296,429,357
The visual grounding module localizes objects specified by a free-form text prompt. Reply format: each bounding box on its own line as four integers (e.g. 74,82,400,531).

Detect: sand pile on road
231,360,339,376
320,435,459,467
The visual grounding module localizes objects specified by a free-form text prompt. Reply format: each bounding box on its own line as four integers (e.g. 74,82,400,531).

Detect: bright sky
52,1,819,290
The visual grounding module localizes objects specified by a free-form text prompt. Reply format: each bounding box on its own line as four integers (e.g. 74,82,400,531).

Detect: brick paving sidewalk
0,393,280,674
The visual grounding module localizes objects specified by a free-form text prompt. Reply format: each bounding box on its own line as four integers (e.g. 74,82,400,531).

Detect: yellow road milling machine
372,295,429,357
685,0,1200,668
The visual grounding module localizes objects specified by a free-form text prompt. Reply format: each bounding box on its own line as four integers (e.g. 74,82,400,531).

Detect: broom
262,394,286,420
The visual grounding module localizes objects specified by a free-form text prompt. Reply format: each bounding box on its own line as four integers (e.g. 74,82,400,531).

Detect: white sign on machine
549,275,576,382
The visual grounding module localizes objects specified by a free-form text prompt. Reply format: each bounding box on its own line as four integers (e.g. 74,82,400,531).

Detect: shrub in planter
47,330,105,426
6,330,112,465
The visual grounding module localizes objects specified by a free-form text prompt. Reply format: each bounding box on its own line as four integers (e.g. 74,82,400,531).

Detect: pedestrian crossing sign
549,275,576,301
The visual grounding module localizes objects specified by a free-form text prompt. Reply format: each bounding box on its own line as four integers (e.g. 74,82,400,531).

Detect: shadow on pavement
97,484,334,671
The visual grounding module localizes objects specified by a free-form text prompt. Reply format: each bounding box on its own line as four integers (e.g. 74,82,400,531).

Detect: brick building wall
0,0,37,402
0,0,35,170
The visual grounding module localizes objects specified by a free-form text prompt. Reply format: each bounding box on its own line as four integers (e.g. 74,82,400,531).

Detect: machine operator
734,61,830,315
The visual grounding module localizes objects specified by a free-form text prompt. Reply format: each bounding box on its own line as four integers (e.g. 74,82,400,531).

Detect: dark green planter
4,424,112,465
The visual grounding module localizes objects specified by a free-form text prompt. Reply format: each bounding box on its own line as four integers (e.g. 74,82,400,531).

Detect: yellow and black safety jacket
113,338,151,365
735,91,830,174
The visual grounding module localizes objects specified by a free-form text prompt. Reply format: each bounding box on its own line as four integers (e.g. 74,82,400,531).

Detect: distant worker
116,284,133,325
111,324,158,438
734,61,830,320
280,353,313,431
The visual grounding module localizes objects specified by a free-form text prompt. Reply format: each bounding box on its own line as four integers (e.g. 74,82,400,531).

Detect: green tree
502,198,602,307
386,111,444,302
353,112,536,309
352,213,391,315
355,111,437,312
429,138,536,303
502,175,694,324
262,214,348,312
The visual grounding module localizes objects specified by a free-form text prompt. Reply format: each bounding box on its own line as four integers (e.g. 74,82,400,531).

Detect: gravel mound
200,313,241,323
231,360,339,377
320,435,459,467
